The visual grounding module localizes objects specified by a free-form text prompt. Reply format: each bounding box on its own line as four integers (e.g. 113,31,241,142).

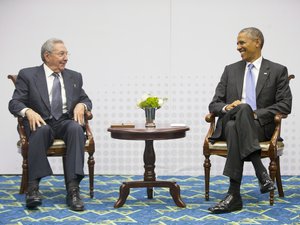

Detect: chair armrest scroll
17,116,29,157
84,111,94,141
17,116,27,142
7,75,17,85
85,111,93,120
204,113,216,142
205,113,215,123
269,113,287,156
272,113,287,141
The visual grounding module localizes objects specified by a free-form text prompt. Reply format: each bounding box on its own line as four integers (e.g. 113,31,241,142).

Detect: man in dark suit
207,27,292,213
9,38,92,211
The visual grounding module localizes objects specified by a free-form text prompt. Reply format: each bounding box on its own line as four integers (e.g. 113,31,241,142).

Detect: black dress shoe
26,186,42,209
208,193,243,214
259,172,276,194
66,187,84,211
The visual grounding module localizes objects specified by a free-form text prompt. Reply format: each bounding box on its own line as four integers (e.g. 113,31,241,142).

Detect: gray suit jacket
9,65,92,120
209,58,292,140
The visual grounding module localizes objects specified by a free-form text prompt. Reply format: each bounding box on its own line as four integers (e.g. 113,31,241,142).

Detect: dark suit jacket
9,65,92,120
209,58,292,141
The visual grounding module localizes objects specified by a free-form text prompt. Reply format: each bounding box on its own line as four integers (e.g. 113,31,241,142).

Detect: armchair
203,74,294,205
8,75,95,198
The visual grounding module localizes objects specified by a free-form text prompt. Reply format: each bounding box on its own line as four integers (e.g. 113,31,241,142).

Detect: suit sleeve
255,66,292,126
208,66,229,116
8,70,30,117
77,73,92,111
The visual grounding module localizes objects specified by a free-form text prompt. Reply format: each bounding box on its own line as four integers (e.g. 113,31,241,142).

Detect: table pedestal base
114,180,186,208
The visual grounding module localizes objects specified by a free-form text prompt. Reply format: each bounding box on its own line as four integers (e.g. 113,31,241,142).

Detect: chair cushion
17,139,91,153
208,141,284,151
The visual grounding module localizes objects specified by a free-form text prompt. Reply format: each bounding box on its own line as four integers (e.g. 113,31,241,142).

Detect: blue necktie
245,64,256,110
51,73,63,120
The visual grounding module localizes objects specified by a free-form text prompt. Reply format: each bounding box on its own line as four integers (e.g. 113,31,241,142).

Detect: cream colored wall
0,0,299,175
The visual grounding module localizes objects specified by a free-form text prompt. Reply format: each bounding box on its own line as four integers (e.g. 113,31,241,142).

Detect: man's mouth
239,50,246,56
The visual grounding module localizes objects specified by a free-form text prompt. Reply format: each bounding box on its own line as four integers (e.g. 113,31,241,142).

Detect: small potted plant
137,94,168,128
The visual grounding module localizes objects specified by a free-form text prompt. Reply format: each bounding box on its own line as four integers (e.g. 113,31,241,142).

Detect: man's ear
44,51,51,63
256,38,262,49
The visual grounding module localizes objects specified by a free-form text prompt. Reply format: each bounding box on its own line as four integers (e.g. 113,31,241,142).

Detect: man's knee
29,124,53,148
32,124,52,137
66,121,85,136
238,103,253,113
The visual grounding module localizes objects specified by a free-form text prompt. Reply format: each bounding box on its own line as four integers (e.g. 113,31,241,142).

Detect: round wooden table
107,124,190,208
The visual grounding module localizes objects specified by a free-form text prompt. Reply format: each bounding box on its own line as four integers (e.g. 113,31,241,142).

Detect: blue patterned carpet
0,175,300,224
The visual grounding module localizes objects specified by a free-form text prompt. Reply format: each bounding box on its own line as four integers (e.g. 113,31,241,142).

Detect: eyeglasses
51,51,70,57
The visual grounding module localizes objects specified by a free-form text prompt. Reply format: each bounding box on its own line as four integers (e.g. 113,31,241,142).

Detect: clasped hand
225,100,242,111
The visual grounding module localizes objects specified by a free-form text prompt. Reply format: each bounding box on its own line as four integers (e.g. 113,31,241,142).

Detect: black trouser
221,104,266,182
25,114,86,184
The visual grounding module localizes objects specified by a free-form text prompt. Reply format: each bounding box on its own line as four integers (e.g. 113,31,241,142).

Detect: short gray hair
41,38,64,62
239,27,264,49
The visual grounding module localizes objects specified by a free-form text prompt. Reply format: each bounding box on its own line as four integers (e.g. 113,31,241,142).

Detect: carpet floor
0,175,300,224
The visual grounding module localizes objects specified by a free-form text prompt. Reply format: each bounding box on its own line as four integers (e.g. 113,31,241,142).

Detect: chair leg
275,157,284,197
62,156,67,188
20,158,28,194
203,155,211,201
88,152,95,198
268,159,277,205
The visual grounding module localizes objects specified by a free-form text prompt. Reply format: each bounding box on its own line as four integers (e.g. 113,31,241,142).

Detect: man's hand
25,109,46,131
73,103,86,125
225,100,242,111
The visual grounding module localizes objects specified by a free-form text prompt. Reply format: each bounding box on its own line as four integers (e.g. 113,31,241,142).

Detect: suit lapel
236,61,246,100
34,66,51,111
62,70,74,111
256,58,270,97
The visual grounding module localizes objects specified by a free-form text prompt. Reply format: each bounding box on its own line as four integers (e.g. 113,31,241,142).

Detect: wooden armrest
17,116,27,139
269,113,287,153
7,74,17,84
288,74,295,81
205,113,216,123
84,111,94,139
85,111,93,120
204,113,216,142
274,113,287,124
16,116,29,156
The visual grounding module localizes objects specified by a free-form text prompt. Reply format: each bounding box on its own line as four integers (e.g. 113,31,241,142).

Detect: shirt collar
247,56,262,71
43,64,61,77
